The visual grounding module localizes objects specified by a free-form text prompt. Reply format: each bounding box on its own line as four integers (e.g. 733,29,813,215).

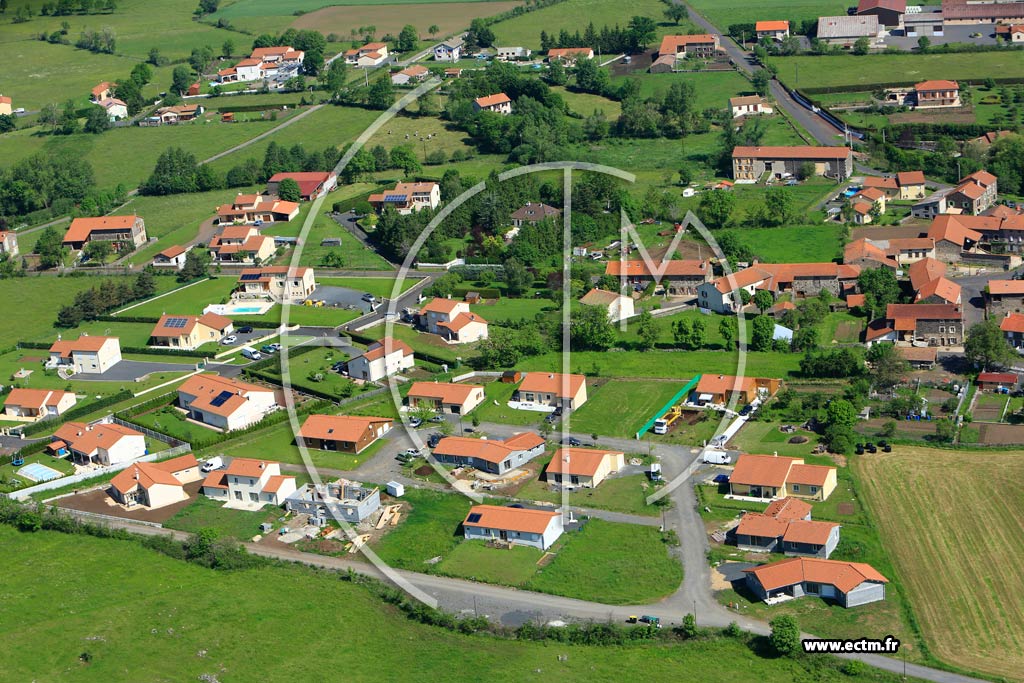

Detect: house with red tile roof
108,454,201,509
732,146,853,181
728,453,837,501
926,214,987,260
658,34,720,58
266,171,337,200
62,215,147,251
692,375,781,406
390,64,430,85
298,414,392,454
976,372,1019,392
1000,312,1024,350
150,313,233,350
517,372,588,410
697,263,861,313
755,20,790,40
987,279,1024,316
217,193,300,225
90,81,115,102
605,258,712,295
434,432,546,474
346,337,414,381
881,303,962,346
345,42,389,67
473,93,512,115
406,381,486,414
3,388,76,420
744,557,888,607
202,458,296,507
368,181,440,215
208,225,276,264
546,47,594,63
729,95,774,118
914,80,960,108
544,447,624,488
152,244,192,270
735,497,841,558
947,170,998,215
463,504,563,550
418,298,488,343
864,171,927,200
48,335,121,375
0,230,18,257
177,374,281,431
235,266,315,302
51,420,144,465
579,288,635,322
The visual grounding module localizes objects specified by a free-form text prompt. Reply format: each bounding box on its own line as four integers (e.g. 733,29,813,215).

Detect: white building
433,38,464,62
496,46,532,60
108,455,201,509
473,93,512,115
48,335,121,375
52,420,146,466
463,505,564,550
418,298,488,343
579,288,634,323
152,244,191,270
177,374,281,431
202,458,296,507
730,95,774,118
346,337,415,381
98,97,128,121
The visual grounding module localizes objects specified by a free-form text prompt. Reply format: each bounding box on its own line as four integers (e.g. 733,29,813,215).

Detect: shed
465,291,482,304
501,370,523,383
386,481,405,497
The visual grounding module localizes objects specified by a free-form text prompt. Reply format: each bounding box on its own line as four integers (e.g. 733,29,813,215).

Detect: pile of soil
414,465,433,476
788,435,809,444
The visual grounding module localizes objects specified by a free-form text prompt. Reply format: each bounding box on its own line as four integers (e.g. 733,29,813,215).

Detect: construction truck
653,406,683,434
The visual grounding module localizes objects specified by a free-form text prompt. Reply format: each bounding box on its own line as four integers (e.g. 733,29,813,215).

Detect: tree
130,62,152,86
796,161,815,181
323,58,348,98
57,100,79,135
852,36,870,55
753,289,773,314
0,113,17,134
35,227,67,269
688,317,706,349
719,317,736,349
965,318,1016,370
672,318,691,348
769,615,800,656
857,267,900,319
826,398,858,429
366,77,394,110
751,69,772,96
570,304,615,351
636,310,658,350
0,0,8,13
177,248,210,282
397,24,418,52
222,39,234,57
917,36,930,53
83,106,110,134
171,65,192,95
428,25,439,37
113,79,144,115
83,240,112,263
389,145,421,174
276,177,301,202
466,18,494,49
664,4,689,24
697,189,735,228
147,47,163,66
546,59,568,86
134,268,157,298
866,343,909,390
141,147,213,195
627,15,657,50
751,315,774,351
503,257,532,295
934,417,956,443
195,0,218,15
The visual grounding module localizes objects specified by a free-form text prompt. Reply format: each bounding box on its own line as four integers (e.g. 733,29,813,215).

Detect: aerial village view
1,0,1023,680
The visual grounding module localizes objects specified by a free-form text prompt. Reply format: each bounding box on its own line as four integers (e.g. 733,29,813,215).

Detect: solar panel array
209,390,234,407
466,512,482,523
240,272,262,281
164,317,189,328
384,194,408,202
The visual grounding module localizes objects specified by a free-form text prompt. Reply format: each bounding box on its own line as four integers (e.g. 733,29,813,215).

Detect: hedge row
19,389,135,437
451,286,502,299
93,314,280,330
17,339,208,359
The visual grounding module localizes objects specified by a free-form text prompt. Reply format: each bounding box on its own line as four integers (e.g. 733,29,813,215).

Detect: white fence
450,371,502,383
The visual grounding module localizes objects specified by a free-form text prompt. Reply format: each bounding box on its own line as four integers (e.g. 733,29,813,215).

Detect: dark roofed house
510,202,561,227
856,0,906,26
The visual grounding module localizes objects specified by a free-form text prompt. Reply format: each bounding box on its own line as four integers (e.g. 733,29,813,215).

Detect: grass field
687,0,845,33
718,224,844,263
163,494,284,539
0,527,918,683
295,213,395,270
292,1,522,44
492,0,697,50
469,380,554,426
625,71,755,112
519,349,802,379
516,468,662,517
571,379,684,438
770,52,1024,92
855,448,1024,681
552,86,623,120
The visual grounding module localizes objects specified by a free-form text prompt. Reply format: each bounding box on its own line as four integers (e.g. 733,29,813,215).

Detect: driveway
883,23,997,49
312,285,377,314
956,266,1021,330
69,359,198,382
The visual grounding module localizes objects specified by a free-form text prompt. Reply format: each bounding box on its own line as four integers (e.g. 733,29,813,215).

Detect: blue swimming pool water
17,462,64,482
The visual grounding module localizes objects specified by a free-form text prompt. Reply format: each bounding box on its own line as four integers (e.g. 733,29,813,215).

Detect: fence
4,445,191,501
450,371,502,383
109,416,191,449
634,375,702,439
64,508,164,529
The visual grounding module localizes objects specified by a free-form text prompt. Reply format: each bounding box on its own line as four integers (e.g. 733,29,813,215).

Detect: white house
368,182,441,215
496,46,532,60
3,388,76,420
346,337,415,381
152,244,191,270
463,505,564,550
544,447,625,488
433,432,546,474
755,20,790,41
473,93,512,115
730,95,774,118
433,37,463,62
345,42,390,67
177,374,281,431
235,266,316,302
579,288,634,322
51,420,146,466
418,298,488,343
47,335,121,375
98,97,128,121
201,458,296,507
108,454,200,509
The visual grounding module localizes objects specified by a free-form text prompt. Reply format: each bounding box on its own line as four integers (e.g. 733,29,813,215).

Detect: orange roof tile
737,513,789,539
110,461,181,494
915,80,958,91
407,381,483,405
419,298,464,315
54,421,141,454
696,374,756,397
49,335,116,357
915,276,960,304
730,454,799,488
474,93,511,108
782,519,840,545
4,388,73,409
519,372,585,399
435,432,544,465
756,20,790,31
463,504,559,534
178,374,273,418
989,279,1024,295
764,497,812,520
299,414,392,442
439,312,487,332
263,474,295,494
63,216,138,244
862,176,899,190
1000,313,1024,334
896,171,926,186
659,34,717,54
604,259,709,277
545,448,622,477
977,372,1018,384
745,557,887,593
362,337,414,362
732,145,852,160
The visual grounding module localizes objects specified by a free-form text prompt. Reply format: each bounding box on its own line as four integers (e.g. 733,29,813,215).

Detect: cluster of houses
217,45,305,84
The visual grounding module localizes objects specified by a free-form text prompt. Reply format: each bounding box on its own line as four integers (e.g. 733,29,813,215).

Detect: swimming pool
204,302,274,316
17,462,64,482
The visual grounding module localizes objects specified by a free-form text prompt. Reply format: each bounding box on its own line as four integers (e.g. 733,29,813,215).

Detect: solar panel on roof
466,513,482,523
209,390,234,407
384,194,408,202
164,317,188,328
240,273,261,281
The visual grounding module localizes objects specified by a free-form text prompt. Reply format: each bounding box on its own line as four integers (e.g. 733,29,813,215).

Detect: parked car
362,293,377,303
237,325,254,334
241,346,262,361
404,448,422,457
561,436,581,446
408,416,423,428
220,335,237,345
738,404,753,416
429,415,445,423
427,433,443,448
260,344,277,354
331,361,347,372
268,343,282,352
639,615,662,628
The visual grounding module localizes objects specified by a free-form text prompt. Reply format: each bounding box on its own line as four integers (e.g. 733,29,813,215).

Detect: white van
701,450,732,465
241,346,262,361
201,456,223,472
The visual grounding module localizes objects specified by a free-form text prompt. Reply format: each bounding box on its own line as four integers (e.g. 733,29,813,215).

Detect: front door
499,530,508,541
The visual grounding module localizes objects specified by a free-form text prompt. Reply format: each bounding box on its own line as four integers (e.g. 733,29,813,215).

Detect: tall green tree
571,303,616,350
965,318,1016,370
276,177,301,202
636,310,658,350
751,314,774,351
857,267,900,319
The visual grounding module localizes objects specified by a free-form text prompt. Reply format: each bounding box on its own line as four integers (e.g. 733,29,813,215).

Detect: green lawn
122,277,237,317
516,468,663,517
731,420,823,457
492,0,699,50
718,224,844,263
0,527,916,683
525,519,682,604
257,346,356,399
373,488,472,568
437,540,545,585
770,52,1024,92
470,380,554,427
128,403,225,447
551,86,623,120
519,350,802,379
295,212,395,271
163,494,284,540
624,71,756,112
0,275,180,349
470,295,556,324
0,452,76,494
571,379,685,438
687,0,845,33
386,324,480,364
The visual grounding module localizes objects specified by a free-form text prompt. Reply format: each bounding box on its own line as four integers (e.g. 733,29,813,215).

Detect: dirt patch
837,502,856,516
292,2,522,42
710,565,733,591
414,464,434,476
18,356,44,363
833,321,862,343
889,109,976,125
788,435,808,444
55,480,204,523
979,422,1024,445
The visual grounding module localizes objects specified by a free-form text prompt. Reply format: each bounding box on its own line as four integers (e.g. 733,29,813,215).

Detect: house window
939,326,945,333
792,484,800,492
810,486,818,494
805,582,821,595
949,326,956,334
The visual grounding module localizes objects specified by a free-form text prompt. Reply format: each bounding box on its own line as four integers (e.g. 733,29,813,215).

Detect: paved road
68,359,198,382
330,211,375,250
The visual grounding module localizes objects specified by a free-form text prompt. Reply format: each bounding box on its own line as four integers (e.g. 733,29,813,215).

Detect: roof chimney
773,451,778,457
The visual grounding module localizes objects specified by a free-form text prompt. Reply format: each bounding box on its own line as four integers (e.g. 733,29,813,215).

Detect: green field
718,224,844,263
771,52,1024,92
516,466,663,517
687,0,844,33
492,0,697,50
571,379,684,438
0,526,918,683
163,494,285,539
626,71,756,112
552,86,623,120
469,380,555,426
520,349,801,379
294,213,395,271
